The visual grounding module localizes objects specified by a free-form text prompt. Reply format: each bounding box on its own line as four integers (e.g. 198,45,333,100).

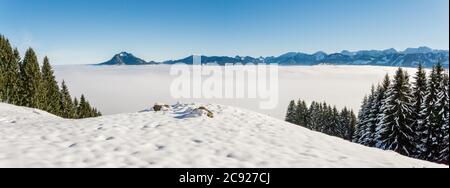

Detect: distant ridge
98,47,449,68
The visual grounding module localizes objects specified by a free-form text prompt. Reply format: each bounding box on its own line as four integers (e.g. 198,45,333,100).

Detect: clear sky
0,0,448,65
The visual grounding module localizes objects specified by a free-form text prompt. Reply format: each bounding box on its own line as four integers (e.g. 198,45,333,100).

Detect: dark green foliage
285,100,296,124
285,99,356,141
0,34,101,119
19,48,45,108
0,35,21,104
59,81,76,118
41,57,61,115
295,100,308,127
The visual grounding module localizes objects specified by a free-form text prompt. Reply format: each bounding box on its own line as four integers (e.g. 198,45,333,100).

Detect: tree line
285,63,448,165
286,99,357,141
0,34,101,119
354,64,448,164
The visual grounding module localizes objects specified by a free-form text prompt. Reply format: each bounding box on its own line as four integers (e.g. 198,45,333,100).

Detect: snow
0,102,444,168
53,64,424,120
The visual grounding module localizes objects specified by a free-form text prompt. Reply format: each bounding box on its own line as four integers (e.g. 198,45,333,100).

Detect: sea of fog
53,65,420,120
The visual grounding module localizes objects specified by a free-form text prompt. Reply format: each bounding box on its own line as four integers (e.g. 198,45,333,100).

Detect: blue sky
0,0,448,65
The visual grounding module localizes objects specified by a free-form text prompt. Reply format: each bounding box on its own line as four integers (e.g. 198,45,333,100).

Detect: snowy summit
0,102,444,168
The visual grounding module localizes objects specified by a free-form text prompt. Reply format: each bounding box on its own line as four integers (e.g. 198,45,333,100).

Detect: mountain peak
99,52,153,65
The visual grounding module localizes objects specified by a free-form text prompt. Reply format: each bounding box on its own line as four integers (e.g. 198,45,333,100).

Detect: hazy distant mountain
98,47,449,68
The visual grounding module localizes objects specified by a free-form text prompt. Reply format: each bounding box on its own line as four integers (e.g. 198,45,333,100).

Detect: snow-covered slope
0,103,445,168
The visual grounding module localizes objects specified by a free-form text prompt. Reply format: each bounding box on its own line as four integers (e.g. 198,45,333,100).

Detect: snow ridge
0,102,445,168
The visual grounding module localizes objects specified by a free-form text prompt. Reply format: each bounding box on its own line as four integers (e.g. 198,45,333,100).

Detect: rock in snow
0,102,445,168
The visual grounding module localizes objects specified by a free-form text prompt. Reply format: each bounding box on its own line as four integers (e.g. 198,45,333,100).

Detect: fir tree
363,85,380,147
308,101,321,131
285,100,296,124
437,71,449,164
78,94,93,118
60,80,76,118
421,63,445,162
295,100,308,127
375,74,391,147
41,57,61,115
411,64,428,157
19,48,45,109
339,107,354,140
0,35,21,104
377,68,416,156
73,97,79,118
354,96,369,143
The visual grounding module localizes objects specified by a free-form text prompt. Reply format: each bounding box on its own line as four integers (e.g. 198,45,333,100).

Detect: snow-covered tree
411,64,428,157
375,74,391,147
377,68,416,156
420,63,445,162
437,71,449,164
285,100,296,124
295,100,308,127
354,96,369,144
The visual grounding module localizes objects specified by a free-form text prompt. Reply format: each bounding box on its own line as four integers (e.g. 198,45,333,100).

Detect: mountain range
98,47,449,68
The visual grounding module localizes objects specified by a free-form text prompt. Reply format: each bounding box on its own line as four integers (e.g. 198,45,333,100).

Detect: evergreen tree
60,81,76,118
363,85,379,147
78,94,92,118
308,101,321,131
19,48,45,109
329,106,340,137
73,97,79,118
375,74,391,147
295,100,308,127
420,63,445,162
339,107,354,140
437,71,449,164
354,96,369,143
377,68,416,156
0,35,21,104
411,64,428,157
41,57,61,115
285,100,296,124
349,110,357,141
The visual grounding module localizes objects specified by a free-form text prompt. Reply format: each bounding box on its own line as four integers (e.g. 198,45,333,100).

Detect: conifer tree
375,74,391,147
285,100,296,124
354,96,369,143
339,107,354,140
0,35,21,104
437,71,449,163
78,94,93,118
411,64,428,157
420,63,445,161
73,97,79,118
295,100,308,127
377,68,416,156
19,48,45,109
41,57,61,115
60,81,75,118
363,85,380,147
308,101,321,131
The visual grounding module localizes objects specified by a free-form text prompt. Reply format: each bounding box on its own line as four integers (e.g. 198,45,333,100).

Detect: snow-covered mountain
97,47,449,68
0,102,444,168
